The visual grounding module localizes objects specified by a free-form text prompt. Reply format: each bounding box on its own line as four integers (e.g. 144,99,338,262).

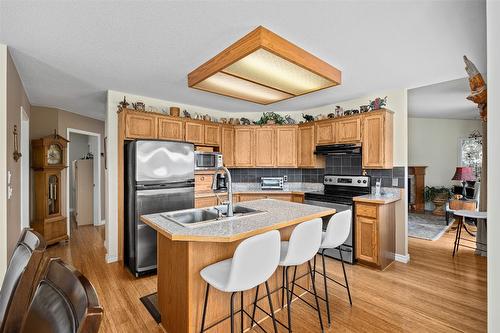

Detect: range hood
314,144,361,155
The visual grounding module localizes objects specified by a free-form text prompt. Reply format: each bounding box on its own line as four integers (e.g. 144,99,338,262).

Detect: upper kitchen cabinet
336,116,361,143
276,126,297,167
362,110,394,169
157,116,184,141
220,125,234,167
255,127,276,167
297,123,324,168
185,121,205,145
204,123,221,146
315,120,335,145
124,110,157,139
234,127,255,167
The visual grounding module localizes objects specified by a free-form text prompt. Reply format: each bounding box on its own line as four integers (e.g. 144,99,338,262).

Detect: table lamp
452,167,475,200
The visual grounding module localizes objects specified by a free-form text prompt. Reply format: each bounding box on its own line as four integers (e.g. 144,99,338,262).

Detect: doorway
66,129,101,236
20,107,29,230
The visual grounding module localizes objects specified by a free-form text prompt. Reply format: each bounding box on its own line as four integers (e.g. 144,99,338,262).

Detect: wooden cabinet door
195,196,217,208
185,121,204,144
356,216,379,265
158,117,184,141
292,193,304,203
125,112,157,139
220,126,234,167
315,121,335,145
204,124,221,146
276,127,297,167
234,127,254,167
362,112,393,169
254,127,275,167
297,124,316,168
238,194,268,202
336,117,361,143
195,173,214,194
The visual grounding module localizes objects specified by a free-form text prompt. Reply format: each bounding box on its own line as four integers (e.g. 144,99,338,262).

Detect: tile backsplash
229,168,324,183
229,155,405,188
325,155,405,188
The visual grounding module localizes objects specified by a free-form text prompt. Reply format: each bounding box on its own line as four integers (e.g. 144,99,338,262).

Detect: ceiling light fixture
188,26,342,105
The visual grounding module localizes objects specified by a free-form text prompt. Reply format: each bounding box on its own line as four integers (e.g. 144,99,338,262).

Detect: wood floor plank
47,221,486,332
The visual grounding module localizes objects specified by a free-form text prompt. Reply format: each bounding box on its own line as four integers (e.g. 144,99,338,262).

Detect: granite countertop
141,199,335,242
353,192,401,204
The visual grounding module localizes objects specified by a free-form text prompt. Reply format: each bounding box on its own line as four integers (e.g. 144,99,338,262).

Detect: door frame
20,107,29,230
66,128,101,236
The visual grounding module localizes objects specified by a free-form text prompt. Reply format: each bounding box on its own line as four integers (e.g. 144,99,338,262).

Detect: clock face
47,144,62,165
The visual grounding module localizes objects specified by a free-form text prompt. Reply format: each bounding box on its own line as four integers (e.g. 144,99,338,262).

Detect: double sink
161,205,265,228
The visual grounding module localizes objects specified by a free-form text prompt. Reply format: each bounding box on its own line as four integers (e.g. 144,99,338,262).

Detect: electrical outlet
283,175,288,182
392,178,399,187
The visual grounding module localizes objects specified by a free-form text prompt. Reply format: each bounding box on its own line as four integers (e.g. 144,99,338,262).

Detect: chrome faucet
211,166,233,217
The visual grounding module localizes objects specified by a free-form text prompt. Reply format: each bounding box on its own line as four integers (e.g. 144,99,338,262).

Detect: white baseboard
395,253,410,264
105,254,118,263
94,219,105,226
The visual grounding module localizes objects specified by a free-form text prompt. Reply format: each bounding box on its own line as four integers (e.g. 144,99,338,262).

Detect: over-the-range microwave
194,151,223,170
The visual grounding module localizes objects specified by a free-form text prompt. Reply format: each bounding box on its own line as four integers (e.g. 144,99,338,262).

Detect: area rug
140,292,161,323
408,213,454,241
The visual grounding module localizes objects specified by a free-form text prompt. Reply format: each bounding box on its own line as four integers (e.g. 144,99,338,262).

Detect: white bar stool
278,218,324,332
199,230,281,333
314,210,353,326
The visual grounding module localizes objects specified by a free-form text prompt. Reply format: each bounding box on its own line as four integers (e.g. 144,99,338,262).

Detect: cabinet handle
200,176,205,180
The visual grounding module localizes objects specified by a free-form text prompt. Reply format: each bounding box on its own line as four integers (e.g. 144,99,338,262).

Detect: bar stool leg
339,248,352,306
308,260,324,332
240,292,244,333
290,266,298,301
249,285,260,328
285,266,292,332
320,250,331,326
281,267,286,308
200,283,210,332
265,281,278,333
230,292,236,333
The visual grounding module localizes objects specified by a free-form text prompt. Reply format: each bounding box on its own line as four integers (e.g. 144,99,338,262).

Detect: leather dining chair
19,258,103,333
0,228,46,333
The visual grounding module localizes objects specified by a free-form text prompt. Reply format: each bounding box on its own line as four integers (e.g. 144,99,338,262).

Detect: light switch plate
392,178,399,187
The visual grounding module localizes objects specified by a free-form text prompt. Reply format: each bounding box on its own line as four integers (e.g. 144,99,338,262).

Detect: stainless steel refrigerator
124,140,195,276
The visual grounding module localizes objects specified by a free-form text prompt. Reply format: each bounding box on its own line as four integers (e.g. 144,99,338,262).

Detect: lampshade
451,167,476,181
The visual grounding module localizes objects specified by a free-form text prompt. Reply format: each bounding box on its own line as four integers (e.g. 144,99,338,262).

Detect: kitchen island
141,199,336,333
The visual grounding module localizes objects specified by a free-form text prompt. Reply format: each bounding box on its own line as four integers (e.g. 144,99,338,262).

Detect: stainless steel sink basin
161,205,265,228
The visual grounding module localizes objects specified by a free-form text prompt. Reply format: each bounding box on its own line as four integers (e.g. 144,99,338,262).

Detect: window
460,134,482,178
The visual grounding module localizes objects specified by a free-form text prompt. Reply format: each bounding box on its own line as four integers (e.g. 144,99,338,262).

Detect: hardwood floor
47,222,487,333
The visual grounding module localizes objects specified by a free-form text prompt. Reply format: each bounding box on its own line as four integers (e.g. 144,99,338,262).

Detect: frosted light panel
194,72,293,104
223,49,335,95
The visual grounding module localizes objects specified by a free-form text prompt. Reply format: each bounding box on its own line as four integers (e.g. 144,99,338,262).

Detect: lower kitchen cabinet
195,194,228,208
236,192,304,203
355,201,395,270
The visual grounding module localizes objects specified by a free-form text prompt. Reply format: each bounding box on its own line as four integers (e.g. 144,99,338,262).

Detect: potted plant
253,112,286,125
424,186,452,216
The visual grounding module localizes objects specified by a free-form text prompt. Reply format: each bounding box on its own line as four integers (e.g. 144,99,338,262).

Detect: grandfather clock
31,132,69,245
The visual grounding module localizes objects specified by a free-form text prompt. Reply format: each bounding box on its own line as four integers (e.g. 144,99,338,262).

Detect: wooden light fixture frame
188,26,342,104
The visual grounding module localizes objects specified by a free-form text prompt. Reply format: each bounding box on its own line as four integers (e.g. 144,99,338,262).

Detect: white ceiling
408,77,481,120
0,0,486,120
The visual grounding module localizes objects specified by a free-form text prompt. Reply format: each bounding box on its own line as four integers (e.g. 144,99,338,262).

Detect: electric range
304,175,371,264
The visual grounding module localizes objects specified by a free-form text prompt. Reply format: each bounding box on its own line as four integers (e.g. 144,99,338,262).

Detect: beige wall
6,49,31,258
408,117,482,187
30,107,106,225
